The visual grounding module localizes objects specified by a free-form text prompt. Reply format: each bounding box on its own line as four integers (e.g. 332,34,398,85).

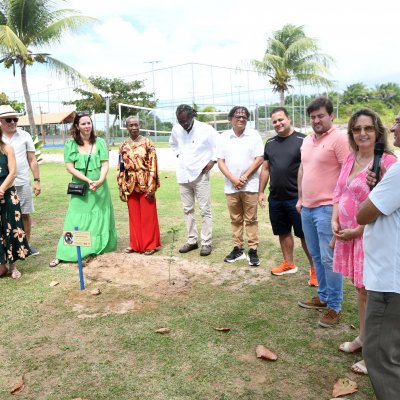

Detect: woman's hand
331,220,341,235
89,180,102,191
333,227,363,241
145,191,155,202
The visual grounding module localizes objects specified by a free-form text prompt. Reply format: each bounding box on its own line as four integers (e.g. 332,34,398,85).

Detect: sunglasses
4,117,19,123
352,125,375,134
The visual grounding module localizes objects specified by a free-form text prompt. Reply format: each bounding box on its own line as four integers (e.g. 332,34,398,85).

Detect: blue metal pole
75,226,85,290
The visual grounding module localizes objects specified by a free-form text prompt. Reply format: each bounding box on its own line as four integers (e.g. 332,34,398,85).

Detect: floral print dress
0,151,30,264
332,152,397,287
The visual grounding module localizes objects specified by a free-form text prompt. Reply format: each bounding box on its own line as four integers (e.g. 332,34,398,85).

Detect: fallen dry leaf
155,327,170,334
332,378,358,397
49,281,60,287
350,324,356,330
90,288,101,295
10,375,24,395
255,345,278,361
214,327,231,332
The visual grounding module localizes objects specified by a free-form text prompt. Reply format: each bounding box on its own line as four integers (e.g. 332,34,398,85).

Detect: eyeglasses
233,115,248,121
352,125,375,134
4,118,19,123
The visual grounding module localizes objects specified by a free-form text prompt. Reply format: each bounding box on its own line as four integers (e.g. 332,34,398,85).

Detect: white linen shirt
216,127,264,194
363,162,400,293
2,128,35,186
169,119,218,183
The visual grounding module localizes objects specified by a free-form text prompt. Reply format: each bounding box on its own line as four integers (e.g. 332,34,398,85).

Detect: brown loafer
179,243,199,253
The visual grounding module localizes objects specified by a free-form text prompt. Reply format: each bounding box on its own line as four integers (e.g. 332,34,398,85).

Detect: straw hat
0,105,22,118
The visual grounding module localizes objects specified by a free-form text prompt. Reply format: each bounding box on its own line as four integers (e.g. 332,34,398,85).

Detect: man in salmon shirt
296,96,350,327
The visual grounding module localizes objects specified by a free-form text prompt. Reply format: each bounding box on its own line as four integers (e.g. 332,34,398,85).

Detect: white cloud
1,0,399,111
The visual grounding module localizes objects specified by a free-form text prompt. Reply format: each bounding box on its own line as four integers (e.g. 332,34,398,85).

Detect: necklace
355,153,372,167
130,135,142,143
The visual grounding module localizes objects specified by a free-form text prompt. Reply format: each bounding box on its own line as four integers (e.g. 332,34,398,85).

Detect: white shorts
15,184,35,214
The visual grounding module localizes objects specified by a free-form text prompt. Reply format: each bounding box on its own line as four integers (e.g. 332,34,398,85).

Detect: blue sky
1,0,399,112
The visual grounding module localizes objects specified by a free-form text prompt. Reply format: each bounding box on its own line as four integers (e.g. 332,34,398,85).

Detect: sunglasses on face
4,118,19,123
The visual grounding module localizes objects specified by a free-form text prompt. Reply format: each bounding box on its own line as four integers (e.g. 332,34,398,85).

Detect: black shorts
268,196,304,238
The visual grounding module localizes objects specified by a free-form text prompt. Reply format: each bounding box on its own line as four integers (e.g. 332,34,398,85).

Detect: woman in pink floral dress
332,108,397,374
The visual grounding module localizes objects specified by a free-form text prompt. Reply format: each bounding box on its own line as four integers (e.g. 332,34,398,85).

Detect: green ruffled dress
56,138,117,261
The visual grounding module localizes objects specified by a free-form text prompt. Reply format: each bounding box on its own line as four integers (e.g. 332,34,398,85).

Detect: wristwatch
34,178,40,182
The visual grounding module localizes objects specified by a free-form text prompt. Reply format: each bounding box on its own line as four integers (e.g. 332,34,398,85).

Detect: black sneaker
248,248,260,267
224,246,246,263
29,244,40,256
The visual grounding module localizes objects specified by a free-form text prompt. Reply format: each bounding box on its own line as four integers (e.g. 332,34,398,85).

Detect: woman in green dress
49,113,117,267
0,129,30,278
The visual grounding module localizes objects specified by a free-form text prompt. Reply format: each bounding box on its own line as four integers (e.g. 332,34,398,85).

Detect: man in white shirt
217,106,264,266
357,111,400,400
169,104,218,256
0,105,41,255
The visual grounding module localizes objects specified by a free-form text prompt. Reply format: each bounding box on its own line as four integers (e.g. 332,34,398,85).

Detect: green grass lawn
0,163,375,400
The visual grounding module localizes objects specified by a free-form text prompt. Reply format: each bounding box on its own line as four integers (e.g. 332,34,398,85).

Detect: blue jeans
301,206,343,312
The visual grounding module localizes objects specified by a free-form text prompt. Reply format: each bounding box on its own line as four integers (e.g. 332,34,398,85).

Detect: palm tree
251,24,334,105
0,0,97,134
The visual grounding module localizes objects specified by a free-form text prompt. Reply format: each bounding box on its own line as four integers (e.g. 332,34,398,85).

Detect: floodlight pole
145,60,161,142
46,84,52,113
105,96,110,149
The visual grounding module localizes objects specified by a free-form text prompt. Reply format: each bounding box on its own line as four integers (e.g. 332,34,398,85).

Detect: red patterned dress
117,137,161,252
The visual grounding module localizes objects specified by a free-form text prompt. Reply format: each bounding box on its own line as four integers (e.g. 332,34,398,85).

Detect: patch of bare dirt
87,252,271,290
67,252,271,318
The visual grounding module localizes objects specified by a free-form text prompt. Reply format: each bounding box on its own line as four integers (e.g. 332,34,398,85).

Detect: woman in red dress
117,116,161,255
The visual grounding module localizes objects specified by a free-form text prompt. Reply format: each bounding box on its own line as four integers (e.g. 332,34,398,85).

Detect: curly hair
175,104,198,118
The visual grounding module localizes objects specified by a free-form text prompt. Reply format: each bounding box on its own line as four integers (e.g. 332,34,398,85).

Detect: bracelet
34,178,40,182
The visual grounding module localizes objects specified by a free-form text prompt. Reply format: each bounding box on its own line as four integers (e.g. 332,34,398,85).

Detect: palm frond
45,55,99,96
0,25,28,55
34,14,98,46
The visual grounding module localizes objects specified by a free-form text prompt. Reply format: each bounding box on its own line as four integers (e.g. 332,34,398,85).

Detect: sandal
351,359,368,375
339,336,363,353
10,267,22,279
144,249,156,255
123,247,135,254
49,258,61,268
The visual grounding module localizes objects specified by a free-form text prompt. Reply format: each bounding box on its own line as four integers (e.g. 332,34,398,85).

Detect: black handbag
67,144,93,196
67,182,86,196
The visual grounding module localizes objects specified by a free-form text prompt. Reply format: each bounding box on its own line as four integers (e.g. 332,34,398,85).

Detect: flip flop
339,336,363,353
49,258,61,268
11,268,22,279
144,249,156,255
351,360,368,375
123,247,135,254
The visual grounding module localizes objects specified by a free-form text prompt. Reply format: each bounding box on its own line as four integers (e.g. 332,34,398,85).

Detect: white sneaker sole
271,267,298,276
247,256,260,266
224,253,247,263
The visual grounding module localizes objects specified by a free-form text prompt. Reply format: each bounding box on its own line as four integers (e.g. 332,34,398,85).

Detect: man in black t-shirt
258,107,317,286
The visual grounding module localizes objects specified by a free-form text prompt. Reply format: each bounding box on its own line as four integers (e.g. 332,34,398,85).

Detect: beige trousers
226,191,259,249
179,172,212,246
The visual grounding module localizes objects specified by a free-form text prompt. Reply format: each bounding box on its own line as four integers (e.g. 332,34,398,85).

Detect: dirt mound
86,252,271,291
67,252,271,318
